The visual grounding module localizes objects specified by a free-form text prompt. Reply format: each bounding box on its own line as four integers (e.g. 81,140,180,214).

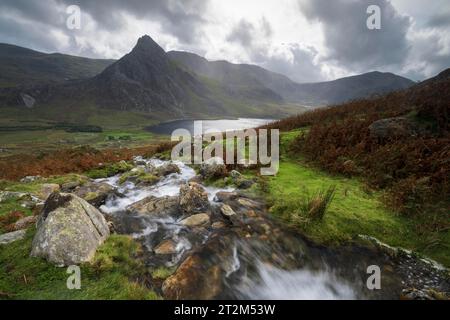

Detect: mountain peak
131,35,165,56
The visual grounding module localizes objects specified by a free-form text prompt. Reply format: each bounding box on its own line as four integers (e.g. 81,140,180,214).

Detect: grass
300,185,336,221
261,131,450,267
0,127,167,159
0,229,161,300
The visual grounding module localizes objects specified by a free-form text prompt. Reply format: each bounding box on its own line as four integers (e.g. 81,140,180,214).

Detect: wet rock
31,192,110,266
74,181,115,207
188,175,203,184
154,163,180,177
220,204,236,218
133,157,147,166
199,158,227,180
237,198,260,209
162,254,223,299
235,178,255,189
126,195,180,217
154,239,177,255
215,191,239,202
0,230,26,245
211,221,227,229
20,176,41,183
180,213,210,227
179,182,209,214
37,184,60,201
12,215,37,231
61,181,83,193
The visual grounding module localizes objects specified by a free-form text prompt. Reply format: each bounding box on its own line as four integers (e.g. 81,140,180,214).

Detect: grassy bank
0,228,161,300
261,131,450,267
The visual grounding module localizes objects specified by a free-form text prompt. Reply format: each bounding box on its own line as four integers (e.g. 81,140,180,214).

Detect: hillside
0,43,114,88
168,51,415,106
264,67,450,215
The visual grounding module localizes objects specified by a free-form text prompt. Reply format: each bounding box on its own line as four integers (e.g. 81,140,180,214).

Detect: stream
96,157,449,300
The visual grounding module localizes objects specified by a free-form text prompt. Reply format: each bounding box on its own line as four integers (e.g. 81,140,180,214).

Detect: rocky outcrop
126,195,180,217
74,181,115,207
31,192,110,266
179,182,209,214
369,117,426,141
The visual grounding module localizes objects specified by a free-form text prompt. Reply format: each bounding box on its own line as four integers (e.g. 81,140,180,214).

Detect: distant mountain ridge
0,43,114,88
168,50,416,106
0,35,417,124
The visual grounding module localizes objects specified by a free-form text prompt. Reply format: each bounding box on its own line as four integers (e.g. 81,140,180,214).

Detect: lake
146,118,275,135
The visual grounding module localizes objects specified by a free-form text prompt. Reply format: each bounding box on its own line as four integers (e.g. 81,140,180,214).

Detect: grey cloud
0,13,60,53
427,12,450,28
262,45,324,83
299,0,411,73
226,19,256,47
227,19,324,82
56,0,209,44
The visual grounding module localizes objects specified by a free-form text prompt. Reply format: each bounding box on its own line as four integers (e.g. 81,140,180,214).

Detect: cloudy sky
0,0,449,82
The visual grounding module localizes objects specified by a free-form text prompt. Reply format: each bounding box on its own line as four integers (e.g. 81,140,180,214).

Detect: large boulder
179,182,209,214
126,195,180,217
199,158,227,180
162,254,222,299
31,192,110,266
74,181,115,207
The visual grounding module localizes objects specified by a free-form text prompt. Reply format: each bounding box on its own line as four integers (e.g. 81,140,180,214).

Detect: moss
136,174,159,185
151,266,176,280
118,169,159,185
84,192,99,201
86,161,134,179
0,229,161,300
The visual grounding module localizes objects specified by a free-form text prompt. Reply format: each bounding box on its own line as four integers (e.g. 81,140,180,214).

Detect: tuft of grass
300,185,336,221
151,266,176,280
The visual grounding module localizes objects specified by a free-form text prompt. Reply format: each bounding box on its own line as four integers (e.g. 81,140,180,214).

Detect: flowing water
96,157,449,300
